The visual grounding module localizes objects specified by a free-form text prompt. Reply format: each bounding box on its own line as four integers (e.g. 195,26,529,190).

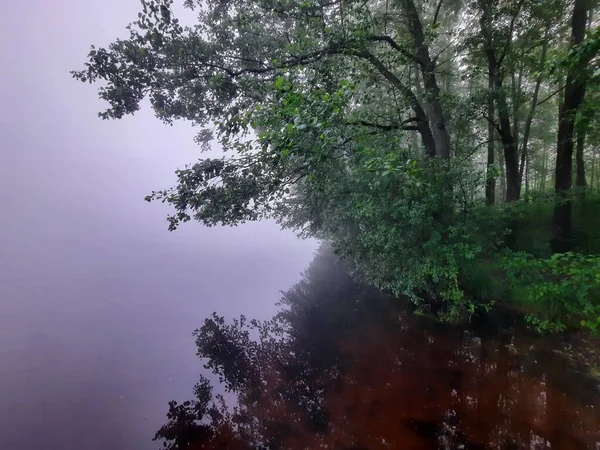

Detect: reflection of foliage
155,247,600,450
154,377,213,449
154,376,243,449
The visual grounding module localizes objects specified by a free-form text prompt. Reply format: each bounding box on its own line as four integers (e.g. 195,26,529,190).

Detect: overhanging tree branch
347,118,419,131
195,44,343,78
352,50,436,156
498,0,525,65
433,0,444,26
366,35,421,63
537,86,565,107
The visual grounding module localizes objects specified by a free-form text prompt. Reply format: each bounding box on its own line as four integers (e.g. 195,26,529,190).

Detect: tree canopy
75,0,600,326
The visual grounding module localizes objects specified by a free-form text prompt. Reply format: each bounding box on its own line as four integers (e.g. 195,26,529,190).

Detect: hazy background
0,1,317,448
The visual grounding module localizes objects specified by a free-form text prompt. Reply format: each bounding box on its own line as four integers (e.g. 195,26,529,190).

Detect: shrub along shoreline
375,190,600,335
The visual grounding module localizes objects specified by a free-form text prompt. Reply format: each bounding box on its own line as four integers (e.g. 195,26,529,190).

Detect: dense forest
74,0,600,332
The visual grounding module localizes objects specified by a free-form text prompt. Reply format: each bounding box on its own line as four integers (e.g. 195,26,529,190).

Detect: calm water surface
159,250,600,449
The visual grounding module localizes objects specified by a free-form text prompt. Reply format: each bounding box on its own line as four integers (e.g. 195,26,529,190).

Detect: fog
0,1,317,448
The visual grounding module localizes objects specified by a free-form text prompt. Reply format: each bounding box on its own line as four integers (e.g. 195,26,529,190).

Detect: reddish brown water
315,319,600,449
156,252,600,449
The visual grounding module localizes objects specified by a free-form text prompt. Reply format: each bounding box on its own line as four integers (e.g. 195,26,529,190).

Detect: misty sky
0,1,317,448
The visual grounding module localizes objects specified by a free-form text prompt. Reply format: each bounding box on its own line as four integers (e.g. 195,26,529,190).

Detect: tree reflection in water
155,249,600,449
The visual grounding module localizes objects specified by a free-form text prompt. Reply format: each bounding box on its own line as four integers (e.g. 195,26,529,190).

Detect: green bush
572,190,600,254
501,251,600,334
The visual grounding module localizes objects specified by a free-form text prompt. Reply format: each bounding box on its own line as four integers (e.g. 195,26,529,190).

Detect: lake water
158,249,600,449
0,221,317,450
2,232,599,449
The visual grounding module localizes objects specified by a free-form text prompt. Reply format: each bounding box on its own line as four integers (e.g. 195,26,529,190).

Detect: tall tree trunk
574,6,596,188
496,82,521,201
486,69,496,205
525,152,530,198
519,29,549,190
410,69,421,156
540,164,544,191
401,0,451,159
478,0,521,201
576,130,587,187
552,0,589,253
499,145,507,201
597,154,600,188
359,51,438,158
540,148,548,191
412,68,431,157
511,61,523,152
591,149,597,188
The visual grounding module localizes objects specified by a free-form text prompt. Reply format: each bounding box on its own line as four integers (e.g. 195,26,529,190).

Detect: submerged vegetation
75,0,600,332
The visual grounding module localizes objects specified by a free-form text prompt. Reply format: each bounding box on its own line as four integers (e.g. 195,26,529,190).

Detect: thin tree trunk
497,82,521,201
511,61,523,152
539,150,545,191
499,146,507,202
596,151,599,189
525,152,530,198
410,69,420,156
574,7,595,188
478,0,521,201
540,149,547,191
485,129,496,205
591,150,596,188
574,8,594,190
597,153,600,188
519,29,549,190
553,0,589,253
576,129,587,187
486,66,496,205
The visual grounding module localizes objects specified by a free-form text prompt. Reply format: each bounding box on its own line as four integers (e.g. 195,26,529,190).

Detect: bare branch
366,35,420,63
347,117,419,131
195,44,344,78
536,86,565,107
352,51,419,108
498,0,525,65
482,113,502,135
432,0,444,26
461,138,501,161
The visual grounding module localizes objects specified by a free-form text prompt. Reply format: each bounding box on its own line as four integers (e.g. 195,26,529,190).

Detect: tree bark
591,149,597,188
401,0,451,159
486,69,496,205
358,51,438,158
525,152,530,198
576,129,587,187
495,78,521,201
499,145,507,202
539,148,548,191
592,150,598,188
519,29,549,191
410,68,421,156
552,0,589,253
511,61,523,152
478,0,521,201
